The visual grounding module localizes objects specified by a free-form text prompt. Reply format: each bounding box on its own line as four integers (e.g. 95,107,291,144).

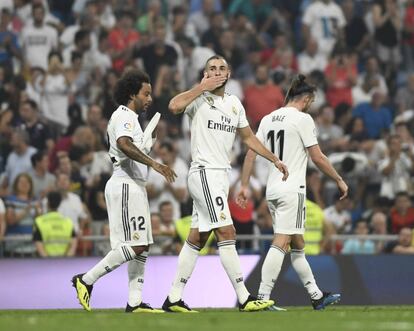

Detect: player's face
205,58,230,88
133,83,152,112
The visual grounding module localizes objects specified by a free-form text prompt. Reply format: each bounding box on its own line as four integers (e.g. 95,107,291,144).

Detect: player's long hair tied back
284,74,316,104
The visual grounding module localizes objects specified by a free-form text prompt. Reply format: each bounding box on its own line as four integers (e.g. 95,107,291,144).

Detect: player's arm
168,73,228,114
237,149,257,209
308,144,348,200
117,136,177,183
238,126,288,180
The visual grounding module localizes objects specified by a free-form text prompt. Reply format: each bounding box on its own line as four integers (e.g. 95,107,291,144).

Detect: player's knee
131,245,148,256
215,226,236,241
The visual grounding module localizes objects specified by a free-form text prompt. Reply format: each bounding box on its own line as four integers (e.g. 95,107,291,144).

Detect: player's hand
337,179,348,200
274,160,289,181
236,185,249,209
152,163,177,183
200,72,228,92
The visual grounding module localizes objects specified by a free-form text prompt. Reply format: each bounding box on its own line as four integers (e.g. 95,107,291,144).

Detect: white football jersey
185,91,249,172
107,105,148,182
256,107,318,198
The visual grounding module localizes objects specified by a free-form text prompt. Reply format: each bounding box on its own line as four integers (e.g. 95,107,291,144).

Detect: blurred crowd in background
0,0,414,258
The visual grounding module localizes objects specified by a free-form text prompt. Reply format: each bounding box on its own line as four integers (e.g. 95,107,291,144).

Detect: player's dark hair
32,3,45,13
285,74,316,104
204,55,227,70
113,69,150,106
160,200,173,209
47,191,62,210
22,99,38,111
74,29,90,44
160,140,174,153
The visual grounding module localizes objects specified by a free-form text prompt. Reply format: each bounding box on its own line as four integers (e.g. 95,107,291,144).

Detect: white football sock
291,249,323,300
218,240,250,304
128,251,148,307
82,246,136,285
258,245,286,300
168,240,200,303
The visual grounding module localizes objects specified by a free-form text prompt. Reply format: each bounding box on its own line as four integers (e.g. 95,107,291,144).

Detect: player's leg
290,235,340,310
257,233,290,301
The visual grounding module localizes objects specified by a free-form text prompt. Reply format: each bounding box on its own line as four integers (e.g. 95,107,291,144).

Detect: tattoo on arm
117,137,155,167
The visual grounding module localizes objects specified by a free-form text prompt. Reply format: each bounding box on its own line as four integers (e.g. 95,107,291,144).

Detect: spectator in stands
243,64,284,129
342,0,370,60
17,99,54,152
38,51,70,132
342,220,375,254
108,10,139,72
30,151,56,199
0,197,5,241
389,192,414,234
302,0,346,59
316,104,345,154
201,11,224,51
21,3,58,70
324,46,357,108
324,194,352,234
234,44,262,86
0,8,22,75
147,140,188,221
133,19,178,84
136,0,165,34
33,191,77,257
304,198,327,255
352,92,392,139
4,173,40,256
150,212,163,255
0,109,13,174
188,0,216,36
298,38,327,76
157,201,177,255
395,73,414,115
1,129,37,194
62,29,92,69
85,104,107,150
55,172,90,234
215,29,243,72
384,227,414,254
403,0,414,71
370,211,389,252
378,135,414,200
167,6,198,45
357,56,388,97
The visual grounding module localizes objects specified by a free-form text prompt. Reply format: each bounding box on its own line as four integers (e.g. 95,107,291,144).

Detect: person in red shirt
325,47,357,108
243,64,284,129
108,11,139,72
390,192,414,234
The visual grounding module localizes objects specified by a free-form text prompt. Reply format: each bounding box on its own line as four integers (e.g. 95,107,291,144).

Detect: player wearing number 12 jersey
238,74,348,310
72,69,176,313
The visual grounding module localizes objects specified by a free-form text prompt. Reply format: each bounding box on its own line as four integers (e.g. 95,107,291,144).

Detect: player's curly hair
285,74,316,104
113,69,150,106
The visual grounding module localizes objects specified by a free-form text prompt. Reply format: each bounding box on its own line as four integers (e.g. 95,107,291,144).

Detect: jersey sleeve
184,96,203,118
114,111,137,140
299,114,318,148
237,100,249,128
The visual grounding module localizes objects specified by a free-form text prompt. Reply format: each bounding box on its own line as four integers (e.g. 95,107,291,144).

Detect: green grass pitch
1,306,413,331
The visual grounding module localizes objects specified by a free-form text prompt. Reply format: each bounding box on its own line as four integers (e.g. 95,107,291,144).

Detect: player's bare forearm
311,151,342,182
168,84,204,114
117,137,156,168
241,129,277,164
240,149,257,187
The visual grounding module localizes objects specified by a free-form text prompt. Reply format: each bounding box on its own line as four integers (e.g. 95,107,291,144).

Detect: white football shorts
105,176,153,249
267,192,306,235
188,168,233,232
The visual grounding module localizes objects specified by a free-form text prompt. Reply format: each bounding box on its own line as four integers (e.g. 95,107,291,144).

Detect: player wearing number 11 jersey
238,74,348,310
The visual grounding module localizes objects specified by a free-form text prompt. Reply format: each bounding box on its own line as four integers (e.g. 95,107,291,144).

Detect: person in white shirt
72,69,176,313
163,55,288,312
298,38,327,75
0,197,5,241
21,3,58,70
238,74,348,310
302,0,346,59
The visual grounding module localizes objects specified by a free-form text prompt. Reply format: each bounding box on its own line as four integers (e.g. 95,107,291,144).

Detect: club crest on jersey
133,233,140,240
206,96,214,107
232,106,238,115
220,212,226,221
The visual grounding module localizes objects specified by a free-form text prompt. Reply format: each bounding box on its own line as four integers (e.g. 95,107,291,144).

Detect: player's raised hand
274,160,289,181
337,179,348,200
152,162,177,183
236,186,249,209
200,72,228,92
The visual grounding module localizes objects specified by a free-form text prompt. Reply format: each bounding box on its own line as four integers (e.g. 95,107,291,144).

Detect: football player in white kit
237,74,348,310
72,69,177,313
162,55,289,312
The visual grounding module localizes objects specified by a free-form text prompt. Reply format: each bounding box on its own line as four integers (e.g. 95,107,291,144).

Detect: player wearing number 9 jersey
72,69,176,313
162,55,288,313
238,74,348,310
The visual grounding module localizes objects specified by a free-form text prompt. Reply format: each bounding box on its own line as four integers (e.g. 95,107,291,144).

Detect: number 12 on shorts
130,216,145,231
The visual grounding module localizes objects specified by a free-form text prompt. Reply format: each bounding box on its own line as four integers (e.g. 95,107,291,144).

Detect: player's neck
126,101,139,114
211,87,225,97
286,101,303,112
